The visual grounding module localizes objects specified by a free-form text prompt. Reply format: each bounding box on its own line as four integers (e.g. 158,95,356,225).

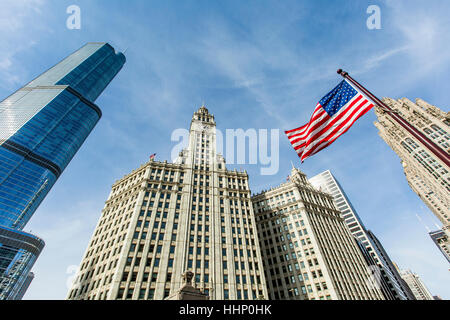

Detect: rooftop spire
197,103,209,114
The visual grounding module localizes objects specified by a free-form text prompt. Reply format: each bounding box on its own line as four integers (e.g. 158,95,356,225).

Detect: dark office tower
366,231,416,300
0,42,125,299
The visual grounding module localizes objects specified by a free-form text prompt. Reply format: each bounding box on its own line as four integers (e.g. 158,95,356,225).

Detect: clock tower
68,104,268,300
176,104,225,168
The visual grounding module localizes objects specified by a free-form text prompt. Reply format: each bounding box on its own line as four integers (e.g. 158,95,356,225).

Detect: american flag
149,153,156,160
285,79,374,162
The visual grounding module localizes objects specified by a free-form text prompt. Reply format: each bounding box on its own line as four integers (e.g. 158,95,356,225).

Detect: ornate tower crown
192,103,215,125
198,104,209,114
290,166,308,185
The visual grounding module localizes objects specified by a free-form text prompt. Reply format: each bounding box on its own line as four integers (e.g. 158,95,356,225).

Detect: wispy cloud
0,0,47,89
354,45,410,75
352,0,450,94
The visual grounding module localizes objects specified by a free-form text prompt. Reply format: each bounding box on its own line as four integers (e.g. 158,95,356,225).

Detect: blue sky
0,0,449,299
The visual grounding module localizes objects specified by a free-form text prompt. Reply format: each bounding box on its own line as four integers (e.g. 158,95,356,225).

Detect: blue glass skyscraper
0,42,125,299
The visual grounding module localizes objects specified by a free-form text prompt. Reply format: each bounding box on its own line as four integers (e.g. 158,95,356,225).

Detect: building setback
428,229,450,263
252,167,385,300
0,42,125,299
309,170,412,300
67,106,268,300
374,97,449,260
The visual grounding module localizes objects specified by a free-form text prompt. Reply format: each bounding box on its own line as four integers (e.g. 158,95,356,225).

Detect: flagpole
337,69,450,168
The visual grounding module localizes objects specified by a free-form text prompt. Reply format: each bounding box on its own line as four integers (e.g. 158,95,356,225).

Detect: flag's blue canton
319,80,357,117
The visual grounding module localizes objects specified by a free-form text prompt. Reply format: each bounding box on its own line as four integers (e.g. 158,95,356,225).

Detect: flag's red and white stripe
285,93,373,162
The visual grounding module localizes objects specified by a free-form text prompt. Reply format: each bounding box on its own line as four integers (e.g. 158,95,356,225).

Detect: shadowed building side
252,167,385,300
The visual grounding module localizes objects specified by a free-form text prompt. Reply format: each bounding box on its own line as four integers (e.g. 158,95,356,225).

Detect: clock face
202,124,209,130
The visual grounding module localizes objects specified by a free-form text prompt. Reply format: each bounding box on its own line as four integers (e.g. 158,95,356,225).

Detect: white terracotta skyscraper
67,105,268,300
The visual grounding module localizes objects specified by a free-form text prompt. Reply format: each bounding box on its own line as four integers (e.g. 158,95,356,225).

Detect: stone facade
374,97,450,260
374,97,449,227
252,167,385,300
67,106,268,300
165,271,209,300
